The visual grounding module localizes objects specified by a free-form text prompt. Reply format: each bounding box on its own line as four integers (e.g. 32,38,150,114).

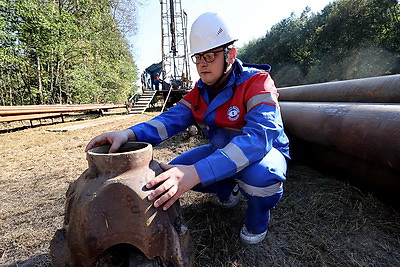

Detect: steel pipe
278,74,400,103
280,102,400,172
289,137,400,209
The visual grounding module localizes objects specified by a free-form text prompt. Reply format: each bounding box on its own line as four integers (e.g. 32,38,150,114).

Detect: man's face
195,48,226,86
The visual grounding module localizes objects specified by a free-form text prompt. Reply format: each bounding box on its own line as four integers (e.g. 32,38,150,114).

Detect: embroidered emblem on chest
227,106,240,121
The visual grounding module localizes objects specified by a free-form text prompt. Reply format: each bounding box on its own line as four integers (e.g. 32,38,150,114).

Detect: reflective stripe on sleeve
238,181,283,197
221,143,250,172
147,120,168,140
178,98,191,109
247,93,277,112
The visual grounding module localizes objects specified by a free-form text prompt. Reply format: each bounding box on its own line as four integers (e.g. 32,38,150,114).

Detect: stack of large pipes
277,74,400,209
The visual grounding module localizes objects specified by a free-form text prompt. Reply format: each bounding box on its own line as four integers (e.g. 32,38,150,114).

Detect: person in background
85,12,289,244
153,73,161,90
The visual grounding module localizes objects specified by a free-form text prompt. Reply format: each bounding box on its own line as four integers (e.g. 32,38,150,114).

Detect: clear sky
130,0,334,80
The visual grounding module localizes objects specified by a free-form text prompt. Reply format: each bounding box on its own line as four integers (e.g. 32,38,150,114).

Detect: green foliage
0,0,139,105
238,0,400,87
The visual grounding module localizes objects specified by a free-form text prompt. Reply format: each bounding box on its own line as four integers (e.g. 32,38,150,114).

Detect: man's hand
85,129,136,153
146,163,201,210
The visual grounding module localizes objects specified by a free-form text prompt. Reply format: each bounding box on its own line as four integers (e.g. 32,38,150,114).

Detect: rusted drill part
280,102,400,172
278,74,400,103
50,142,194,266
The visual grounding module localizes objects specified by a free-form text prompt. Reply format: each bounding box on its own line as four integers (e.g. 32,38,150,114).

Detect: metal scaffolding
160,0,191,90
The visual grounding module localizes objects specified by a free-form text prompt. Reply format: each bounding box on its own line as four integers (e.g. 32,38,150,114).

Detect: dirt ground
1,112,400,266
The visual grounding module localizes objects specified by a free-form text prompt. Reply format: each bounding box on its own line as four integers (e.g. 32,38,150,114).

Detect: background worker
153,72,161,90
85,12,289,244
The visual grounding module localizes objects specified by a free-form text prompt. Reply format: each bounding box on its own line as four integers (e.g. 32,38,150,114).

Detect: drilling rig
160,0,192,91
133,0,192,114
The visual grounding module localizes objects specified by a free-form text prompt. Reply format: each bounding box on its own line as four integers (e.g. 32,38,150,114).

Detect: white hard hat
189,12,237,55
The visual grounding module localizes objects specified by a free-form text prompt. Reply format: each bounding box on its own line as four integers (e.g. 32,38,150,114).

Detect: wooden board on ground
47,115,134,132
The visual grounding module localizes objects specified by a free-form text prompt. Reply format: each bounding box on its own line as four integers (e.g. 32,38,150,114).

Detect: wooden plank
0,104,126,116
0,113,63,123
0,104,126,110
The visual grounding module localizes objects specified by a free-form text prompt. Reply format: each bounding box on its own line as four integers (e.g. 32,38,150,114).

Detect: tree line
0,0,140,106
2,0,399,106
238,0,400,87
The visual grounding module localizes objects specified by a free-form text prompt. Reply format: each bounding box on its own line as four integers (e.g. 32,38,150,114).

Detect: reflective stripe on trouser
169,144,287,234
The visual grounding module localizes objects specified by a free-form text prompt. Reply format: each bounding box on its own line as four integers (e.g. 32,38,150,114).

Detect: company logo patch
227,106,240,121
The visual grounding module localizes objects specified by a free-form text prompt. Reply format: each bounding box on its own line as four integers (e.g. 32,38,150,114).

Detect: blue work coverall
130,59,290,234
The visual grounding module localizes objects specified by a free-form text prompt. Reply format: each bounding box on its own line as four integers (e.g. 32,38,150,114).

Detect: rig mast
160,0,191,90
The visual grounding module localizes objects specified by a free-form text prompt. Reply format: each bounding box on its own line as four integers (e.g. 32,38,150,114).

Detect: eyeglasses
191,49,225,64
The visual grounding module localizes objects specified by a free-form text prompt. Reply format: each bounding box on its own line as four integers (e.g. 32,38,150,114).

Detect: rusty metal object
278,74,400,103
280,101,400,207
50,142,194,266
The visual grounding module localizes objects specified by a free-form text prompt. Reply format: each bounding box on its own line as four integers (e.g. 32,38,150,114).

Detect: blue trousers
170,144,287,234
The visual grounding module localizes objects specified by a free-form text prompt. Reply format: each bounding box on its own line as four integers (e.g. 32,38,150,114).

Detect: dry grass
1,112,400,266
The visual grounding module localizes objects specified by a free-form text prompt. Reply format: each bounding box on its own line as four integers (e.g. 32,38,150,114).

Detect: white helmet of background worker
189,12,238,55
